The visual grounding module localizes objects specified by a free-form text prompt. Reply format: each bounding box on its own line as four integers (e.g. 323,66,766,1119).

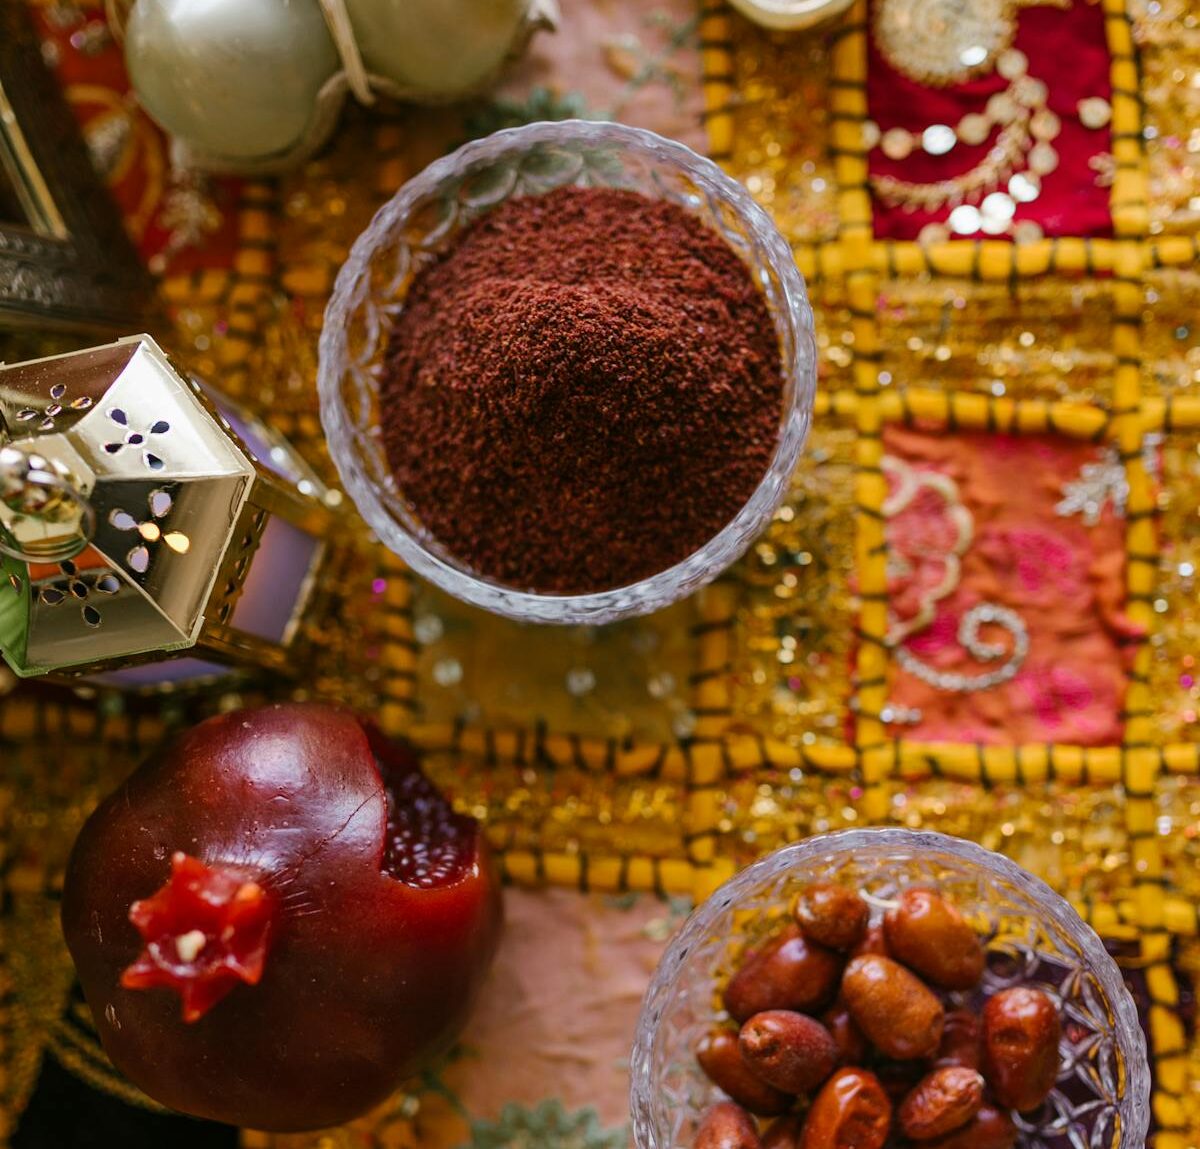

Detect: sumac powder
381,185,783,594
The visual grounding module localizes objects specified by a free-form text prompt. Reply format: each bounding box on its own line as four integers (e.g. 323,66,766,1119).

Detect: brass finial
0,442,95,563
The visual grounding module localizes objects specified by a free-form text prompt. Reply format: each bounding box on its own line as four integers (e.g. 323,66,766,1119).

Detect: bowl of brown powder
318,119,815,623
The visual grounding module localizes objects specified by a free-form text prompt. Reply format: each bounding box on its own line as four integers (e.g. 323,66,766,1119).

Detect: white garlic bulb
345,0,559,101
120,0,558,173
125,0,341,161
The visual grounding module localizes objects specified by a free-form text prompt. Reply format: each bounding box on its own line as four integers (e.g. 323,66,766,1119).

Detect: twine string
106,0,375,106
318,0,376,105
103,0,132,42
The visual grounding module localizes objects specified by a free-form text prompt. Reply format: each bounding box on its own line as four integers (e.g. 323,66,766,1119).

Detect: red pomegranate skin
61,703,503,1131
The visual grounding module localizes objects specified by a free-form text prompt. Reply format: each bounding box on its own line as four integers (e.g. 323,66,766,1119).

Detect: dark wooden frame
0,4,153,334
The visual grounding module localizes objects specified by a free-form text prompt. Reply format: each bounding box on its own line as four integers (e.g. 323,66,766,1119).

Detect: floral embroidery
1015,664,1111,741
883,456,973,644
976,527,1086,604
1055,446,1129,524
1055,435,1161,525
884,457,1029,693
602,11,698,117
884,428,1132,744
895,603,1029,695
464,11,698,140
905,608,960,657
158,176,225,261
462,1100,626,1149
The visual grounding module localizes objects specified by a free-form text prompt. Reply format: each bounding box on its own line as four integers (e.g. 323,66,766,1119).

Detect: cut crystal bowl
318,119,816,624
630,829,1150,1149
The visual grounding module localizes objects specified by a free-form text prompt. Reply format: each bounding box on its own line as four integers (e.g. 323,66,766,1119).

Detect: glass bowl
630,829,1150,1149
317,120,816,625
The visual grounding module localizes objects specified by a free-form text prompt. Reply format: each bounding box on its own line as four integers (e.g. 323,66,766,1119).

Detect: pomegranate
61,703,502,1131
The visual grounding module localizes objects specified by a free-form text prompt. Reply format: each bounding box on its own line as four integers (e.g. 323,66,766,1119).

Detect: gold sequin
1009,171,1041,202
1029,142,1061,175
883,780,1132,904
997,47,1029,81
876,277,1115,403
1030,108,1062,142
1078,96,1113,130
1133,0,1200,232
987,92,1018,124
882,127,916,160
958,112,992,146
922,124,958,155
733,428,858,747
724,21,840,243
1151,441,1200,740
873,0,1015,87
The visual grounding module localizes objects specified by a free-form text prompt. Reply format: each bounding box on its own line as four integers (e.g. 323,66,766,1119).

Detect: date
841,954,945,1060
883,888,985,991
793,883,869,951
921,1105,1017,1149
697,1030,792,1116
724,926,842,1023
898,1067,984,1141
696,1101,763,1149
799,1068,891,1149
982,986,1061,1111
739,1010,838,1095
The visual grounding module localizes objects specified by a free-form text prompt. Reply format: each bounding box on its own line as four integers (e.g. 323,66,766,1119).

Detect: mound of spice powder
381,185,783,594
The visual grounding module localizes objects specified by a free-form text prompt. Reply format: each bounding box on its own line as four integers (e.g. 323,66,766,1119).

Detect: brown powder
380,185,783,594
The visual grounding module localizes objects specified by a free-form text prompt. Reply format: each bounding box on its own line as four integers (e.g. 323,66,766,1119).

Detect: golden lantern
0,334,340,690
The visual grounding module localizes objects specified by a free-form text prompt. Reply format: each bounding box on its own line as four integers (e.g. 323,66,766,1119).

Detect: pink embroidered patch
876,428,1129,746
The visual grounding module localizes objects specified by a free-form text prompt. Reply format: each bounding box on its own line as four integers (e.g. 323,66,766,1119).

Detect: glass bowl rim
629,827,1152,1148
317,118,816,625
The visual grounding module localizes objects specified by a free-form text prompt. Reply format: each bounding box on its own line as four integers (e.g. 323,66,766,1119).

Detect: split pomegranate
61,703,503,1131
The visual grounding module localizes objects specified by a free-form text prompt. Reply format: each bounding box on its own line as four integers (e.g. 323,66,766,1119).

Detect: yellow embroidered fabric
2,0,1200,1144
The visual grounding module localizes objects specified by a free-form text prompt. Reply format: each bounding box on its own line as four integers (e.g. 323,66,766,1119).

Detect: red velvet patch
867,0,1113,241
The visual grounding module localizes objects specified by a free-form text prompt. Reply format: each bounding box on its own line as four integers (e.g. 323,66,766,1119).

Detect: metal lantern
0,335,338,689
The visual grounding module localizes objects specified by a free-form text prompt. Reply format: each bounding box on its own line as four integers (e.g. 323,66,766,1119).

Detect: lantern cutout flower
0,335,337,690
